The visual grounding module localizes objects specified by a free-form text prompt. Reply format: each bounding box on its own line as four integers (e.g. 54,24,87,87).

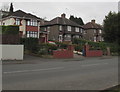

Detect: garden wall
0,45,24,60
53,45,74,58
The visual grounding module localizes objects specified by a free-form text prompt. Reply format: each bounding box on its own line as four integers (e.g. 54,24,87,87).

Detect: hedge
20,38,39,53
1,25,19,34
72,38,119,54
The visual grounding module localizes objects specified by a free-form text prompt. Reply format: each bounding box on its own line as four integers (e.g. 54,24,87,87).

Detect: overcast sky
1,2,118,25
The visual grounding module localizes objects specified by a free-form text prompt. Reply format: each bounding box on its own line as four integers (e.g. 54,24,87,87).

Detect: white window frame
94,36,96,42
94,29,96,33
75,27,79,32
80,28,83,33
59,25,62,31
67,26,71,31
16,19,20,25
59,35,63,42
99,30,102,34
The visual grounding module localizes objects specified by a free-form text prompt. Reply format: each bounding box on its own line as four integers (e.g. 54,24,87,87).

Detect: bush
38,43,58,55
20,38,39,53
72,38,119,55
1,25,19,34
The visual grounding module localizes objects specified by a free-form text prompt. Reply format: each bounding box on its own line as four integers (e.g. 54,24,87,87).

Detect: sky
0,1,118,25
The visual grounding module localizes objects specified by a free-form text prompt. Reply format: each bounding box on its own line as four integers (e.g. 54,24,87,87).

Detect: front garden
20,38,120,57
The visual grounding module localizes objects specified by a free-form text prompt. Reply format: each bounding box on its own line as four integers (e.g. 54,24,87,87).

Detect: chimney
91,19,95,23
61,13,66,18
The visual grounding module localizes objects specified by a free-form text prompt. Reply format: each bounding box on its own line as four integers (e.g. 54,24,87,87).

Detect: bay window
27,31,38,38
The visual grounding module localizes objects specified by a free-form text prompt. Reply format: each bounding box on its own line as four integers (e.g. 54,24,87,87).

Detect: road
2,56,118,90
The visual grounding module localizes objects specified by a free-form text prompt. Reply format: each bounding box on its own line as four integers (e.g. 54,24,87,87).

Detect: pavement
2,55,119,90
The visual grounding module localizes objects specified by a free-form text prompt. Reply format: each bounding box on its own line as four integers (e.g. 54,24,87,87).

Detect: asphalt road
2,56,118,90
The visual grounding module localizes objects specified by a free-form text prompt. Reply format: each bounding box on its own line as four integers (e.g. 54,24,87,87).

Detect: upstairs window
27,20,30,25
75,27,79,32
80,28,83,33
99,30,102,33
67,26,71,31
27,20,38,26
59,25,62,31
16,19,20,25
94,29,96,33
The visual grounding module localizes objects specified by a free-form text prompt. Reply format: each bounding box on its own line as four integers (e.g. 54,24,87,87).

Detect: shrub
20,38,39,53
1,25,19,34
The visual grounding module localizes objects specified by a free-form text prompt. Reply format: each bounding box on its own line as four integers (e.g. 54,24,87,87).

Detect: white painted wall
20,19,26,35
0,45,24,60
1,18,15,25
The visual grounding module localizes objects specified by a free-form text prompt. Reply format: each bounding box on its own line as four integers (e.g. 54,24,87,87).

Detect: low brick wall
53,45,74,58
53,50,73,58
86,50,103,57
85,45,103,57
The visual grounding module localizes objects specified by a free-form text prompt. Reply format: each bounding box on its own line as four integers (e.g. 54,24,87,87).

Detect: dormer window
15,18,20,25
67,26,71,31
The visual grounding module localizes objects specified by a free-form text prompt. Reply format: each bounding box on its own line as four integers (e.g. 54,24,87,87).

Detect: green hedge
72,38,119,55
1,25,19,34
20,38,39,53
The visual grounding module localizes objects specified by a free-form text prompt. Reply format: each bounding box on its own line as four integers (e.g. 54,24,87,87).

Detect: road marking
3,67,64,74
81,63,108,67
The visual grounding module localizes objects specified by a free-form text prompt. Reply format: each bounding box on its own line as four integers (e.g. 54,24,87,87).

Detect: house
40,13,83,42
0,10,42,39
83,20,104,42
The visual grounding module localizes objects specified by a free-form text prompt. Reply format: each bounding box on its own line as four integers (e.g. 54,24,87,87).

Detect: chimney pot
61,13,66,18
91,19,95,23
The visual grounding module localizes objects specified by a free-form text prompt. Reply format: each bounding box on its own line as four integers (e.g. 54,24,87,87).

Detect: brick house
40,13,83,42
83,20,104,42
0,10,41,39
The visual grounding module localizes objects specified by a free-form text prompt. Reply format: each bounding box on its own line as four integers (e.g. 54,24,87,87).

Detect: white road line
81,63,108,67
3,67,64,74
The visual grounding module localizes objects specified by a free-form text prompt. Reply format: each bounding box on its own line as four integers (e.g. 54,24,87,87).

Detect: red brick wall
85,45,103,57
86,50,103,57
53,45,74,58
26,26,38,31
53,50,73,58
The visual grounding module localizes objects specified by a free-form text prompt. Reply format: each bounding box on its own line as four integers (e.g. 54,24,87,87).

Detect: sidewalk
2,54,117,65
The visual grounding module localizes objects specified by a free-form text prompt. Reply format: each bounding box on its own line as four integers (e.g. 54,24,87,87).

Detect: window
75,27,79,32
94,29,96,33
59,35,62,42
99,30,102,33
73,35,79,38
27,20,30,25
16,19,20,25
44,28,47,31
59,25,62,31
47,27,50,31
67,26,71,31
84,30,87,34
94,36,96,42
27,31,38,38
64,34,71,41
80,29,83,33
27,20,38,26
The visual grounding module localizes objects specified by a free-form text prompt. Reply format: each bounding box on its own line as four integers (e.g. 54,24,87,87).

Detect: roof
2,10,42,20
41,17,82,27
83,22,102,29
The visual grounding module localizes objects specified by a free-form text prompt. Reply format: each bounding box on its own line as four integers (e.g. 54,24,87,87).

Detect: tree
103,11,119,43
9,3,14,13
1,3,9,11
69,15,84,25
